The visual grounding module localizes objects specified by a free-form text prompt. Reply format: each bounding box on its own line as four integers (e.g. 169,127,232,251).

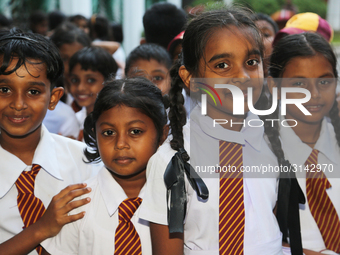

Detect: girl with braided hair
268,32,340,255
140,6,303,255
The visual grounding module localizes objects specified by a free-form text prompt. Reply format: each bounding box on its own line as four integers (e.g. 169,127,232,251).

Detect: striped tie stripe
305,149,340,253
114,197,142,255
15,164,46,255
219,141,244,255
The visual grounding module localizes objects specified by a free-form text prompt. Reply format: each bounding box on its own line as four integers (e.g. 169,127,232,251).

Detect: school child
0,29,101,255
51,22,120,105
125,43,172,95
41,78,169,255
29,10,48,36
273,13,333,46
142,2,187,49
139,7,303,255
50,22,92,107
268,32,340,255
167,31,185,62
68,46,118,140
69,14,89,35
253,13,278,77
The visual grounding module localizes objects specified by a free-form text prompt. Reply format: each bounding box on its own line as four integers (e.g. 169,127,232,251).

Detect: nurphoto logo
194,78,313,128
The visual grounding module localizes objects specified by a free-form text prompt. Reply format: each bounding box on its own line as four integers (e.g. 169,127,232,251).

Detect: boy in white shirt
0,28,101,255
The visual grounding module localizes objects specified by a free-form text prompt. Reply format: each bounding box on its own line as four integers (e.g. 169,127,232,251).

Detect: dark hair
89,15,110,41
0,14,12,29
84,77,168,162
69,46,118,79
143,2,187,49
125,43,172,76
50,22,91,49
269,32,340,148
255,13,279,34
48,11,66,31
0,28,63,89
29,10,47,28
169,7,264,161
110,22,123,43
69,14,87,23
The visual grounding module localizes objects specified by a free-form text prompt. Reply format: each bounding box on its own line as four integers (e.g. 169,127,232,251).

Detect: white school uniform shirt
42,167,151,255
43,101,80,139
75,107,87,131
280,117,340,254
0,125,102,255
139,106,283,255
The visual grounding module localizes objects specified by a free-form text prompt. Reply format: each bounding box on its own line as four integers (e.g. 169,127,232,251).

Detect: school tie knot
305,149,331,188
15,164,42,194
115,197,143,254
118,197,142,223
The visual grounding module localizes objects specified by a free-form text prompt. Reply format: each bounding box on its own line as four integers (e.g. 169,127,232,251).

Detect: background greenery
191,0,327,18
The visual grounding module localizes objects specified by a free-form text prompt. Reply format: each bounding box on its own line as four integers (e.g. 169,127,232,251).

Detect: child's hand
36,183,91,239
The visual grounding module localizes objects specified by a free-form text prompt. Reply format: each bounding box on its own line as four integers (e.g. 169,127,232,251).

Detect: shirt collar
279,117,337,166
314,118,338,164
0,125,63,198
98,167,145,217
190,106,263,151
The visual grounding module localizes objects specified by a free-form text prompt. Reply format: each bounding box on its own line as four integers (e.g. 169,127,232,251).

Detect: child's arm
0,183,91,255
150,223,184,255
91,41,120,55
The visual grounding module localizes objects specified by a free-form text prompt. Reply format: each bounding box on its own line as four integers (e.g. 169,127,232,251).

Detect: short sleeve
40,188,93,255
139,143,175,225
41,218,80,255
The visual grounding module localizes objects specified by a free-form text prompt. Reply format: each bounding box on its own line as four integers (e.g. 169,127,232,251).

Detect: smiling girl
68,46,118,140
139,7,301,255
268,32,340,255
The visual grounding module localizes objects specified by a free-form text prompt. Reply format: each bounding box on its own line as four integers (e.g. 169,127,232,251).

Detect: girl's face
279,53,336,124
95,105,159,178
255,20,275,77
127,59,171,95
69,63,105,113
191,27,264,118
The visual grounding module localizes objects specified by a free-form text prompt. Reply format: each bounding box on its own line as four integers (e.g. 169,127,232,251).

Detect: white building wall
123,0,145,56
59,0,92,18
327,0,340,31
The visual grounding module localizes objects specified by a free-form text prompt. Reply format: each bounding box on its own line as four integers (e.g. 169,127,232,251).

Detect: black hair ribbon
164,148,209,233
276,160,306,255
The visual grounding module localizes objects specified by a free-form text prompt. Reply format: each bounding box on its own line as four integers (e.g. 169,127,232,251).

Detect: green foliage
233,0,327,18
191,0,223,7
233,0,253,10
252,0,280,15
293,0,327,18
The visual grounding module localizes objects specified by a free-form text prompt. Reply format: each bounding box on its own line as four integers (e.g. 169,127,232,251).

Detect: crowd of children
0,2,339,255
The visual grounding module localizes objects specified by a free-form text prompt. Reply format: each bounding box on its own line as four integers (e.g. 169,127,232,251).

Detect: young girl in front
41,78,169,255
139,7,301,255
268,32,340,255
68,46,118,140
